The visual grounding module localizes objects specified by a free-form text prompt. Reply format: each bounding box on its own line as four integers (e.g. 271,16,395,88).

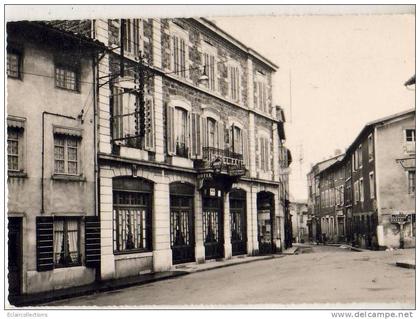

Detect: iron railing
202,147,244,167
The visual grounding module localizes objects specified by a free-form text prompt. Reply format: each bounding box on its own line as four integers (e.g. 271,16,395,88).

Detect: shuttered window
167,104,192,158
190,113,202,159
122,19,141,57
85,216,101,268
53,218,81,268
204,53,216,91
229,65,240,102
172,35,187,78
36,217,54,272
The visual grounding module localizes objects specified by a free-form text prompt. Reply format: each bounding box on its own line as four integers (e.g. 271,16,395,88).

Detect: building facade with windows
7,21,102,297
308,109,415,249
85,18,284,280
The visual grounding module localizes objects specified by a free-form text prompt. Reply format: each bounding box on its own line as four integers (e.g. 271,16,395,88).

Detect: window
259,136,270,171
229,64,240,102
357,145,363,168
203,52,216,91
207,118,217,148
369,172,375,199
54,136,79,175
405,129,415,153
113,178,152,253
175,107,189,157
53,218,81,268
7,128,20,171
7,50,22,79
256,79,267,112
171,27,188,79
111,87,154,150
354,181,359,203
408,170,415,194
352,152,357,172
55,65,79,91
359,178,364,202
232,126,243,154
122,19,141,57
368,134,374,161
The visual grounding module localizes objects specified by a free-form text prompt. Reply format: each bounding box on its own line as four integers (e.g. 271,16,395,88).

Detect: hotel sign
390,213,409,224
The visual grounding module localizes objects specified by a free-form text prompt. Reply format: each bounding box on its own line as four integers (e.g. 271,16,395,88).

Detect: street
44,246,415,308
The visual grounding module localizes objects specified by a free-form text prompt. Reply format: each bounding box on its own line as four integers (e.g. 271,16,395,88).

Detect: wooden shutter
144,96,155,151
166,104,175,155
187,112,192,158
255,135,260,169
218,121,225,150
191,113,202,159
201,116,208,149
242,129,248,167
36,216,54,272
85,216,101,268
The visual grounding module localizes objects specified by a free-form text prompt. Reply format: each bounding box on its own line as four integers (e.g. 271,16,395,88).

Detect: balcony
197,147,246,177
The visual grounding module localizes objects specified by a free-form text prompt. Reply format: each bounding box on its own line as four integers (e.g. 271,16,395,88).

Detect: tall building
7,18,290,286
7,21,103,296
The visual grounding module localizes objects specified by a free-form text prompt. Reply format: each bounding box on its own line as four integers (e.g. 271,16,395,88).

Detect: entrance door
202,193,224,260
170,183,195,264
8,217,22,297
230,189,247,256
257,192,274,254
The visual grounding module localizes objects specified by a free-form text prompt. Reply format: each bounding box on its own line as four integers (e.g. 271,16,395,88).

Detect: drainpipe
41,112,77,214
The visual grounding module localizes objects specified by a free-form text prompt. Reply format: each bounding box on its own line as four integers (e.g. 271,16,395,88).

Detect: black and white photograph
3,3,416,315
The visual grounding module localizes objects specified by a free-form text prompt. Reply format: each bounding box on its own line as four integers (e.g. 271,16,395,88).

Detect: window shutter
255,135,259,169
144,96,155,151
201,116,208,149
191,113,202,159
187,111,192,158
36,216,54,272
85,216,101,268
218,121,225,150
166,104,175,155
242,129,248,167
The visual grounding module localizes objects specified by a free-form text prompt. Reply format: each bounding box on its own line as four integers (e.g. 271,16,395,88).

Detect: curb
10,255,283,307
396,261,416,270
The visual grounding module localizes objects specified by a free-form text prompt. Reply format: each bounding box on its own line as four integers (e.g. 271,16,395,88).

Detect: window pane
68,162,77,175
68,146,77,161
55,160,65,173
7,52,19,78
56,66,77,91
54,145,64,160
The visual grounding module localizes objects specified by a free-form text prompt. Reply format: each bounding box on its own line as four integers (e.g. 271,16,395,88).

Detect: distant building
289,202,308,243
307,109,415,249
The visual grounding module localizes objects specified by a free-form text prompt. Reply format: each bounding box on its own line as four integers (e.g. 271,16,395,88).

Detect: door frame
229,188,247,256
257,191,275,255
202,187,224,260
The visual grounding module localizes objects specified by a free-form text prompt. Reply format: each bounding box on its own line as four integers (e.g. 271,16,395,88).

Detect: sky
213,11,415,201
5,5,415,201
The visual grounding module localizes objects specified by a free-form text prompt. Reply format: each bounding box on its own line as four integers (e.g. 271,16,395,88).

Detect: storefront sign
390,213,408,224
227,166,246,177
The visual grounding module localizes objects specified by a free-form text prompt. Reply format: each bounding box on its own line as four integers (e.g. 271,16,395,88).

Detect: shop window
54,136,79,175
113,178,152,253
53,218,81,268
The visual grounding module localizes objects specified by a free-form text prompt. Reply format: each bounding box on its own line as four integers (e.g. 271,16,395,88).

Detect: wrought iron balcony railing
202,147,244,168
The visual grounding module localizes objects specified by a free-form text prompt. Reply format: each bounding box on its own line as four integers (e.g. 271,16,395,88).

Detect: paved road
45,246,415,308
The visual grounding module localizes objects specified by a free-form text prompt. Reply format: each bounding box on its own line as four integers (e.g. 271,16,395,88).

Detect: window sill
114,251,153,260
114,250,153,258
8,171,27,178
51,174,86,182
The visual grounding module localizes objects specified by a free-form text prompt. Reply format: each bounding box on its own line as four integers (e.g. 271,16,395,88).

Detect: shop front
257,191,275,254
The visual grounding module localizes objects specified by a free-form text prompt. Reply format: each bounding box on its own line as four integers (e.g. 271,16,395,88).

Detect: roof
195,18,278,71
346,108,415,154
7,21,106,51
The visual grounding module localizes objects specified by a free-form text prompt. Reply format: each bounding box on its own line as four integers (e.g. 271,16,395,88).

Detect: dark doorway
8,217,22,297
202,187,224,260
170,182,195,264
257,192,275,254
230,189,247,256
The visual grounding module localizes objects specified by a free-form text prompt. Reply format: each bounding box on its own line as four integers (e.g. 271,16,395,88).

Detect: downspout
41,111,76,214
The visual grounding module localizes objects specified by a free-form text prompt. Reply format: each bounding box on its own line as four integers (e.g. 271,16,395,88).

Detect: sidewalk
9,254,283,307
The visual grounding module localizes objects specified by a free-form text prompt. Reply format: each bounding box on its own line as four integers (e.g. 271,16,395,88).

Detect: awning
53,126,82,138
7,118,25,129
